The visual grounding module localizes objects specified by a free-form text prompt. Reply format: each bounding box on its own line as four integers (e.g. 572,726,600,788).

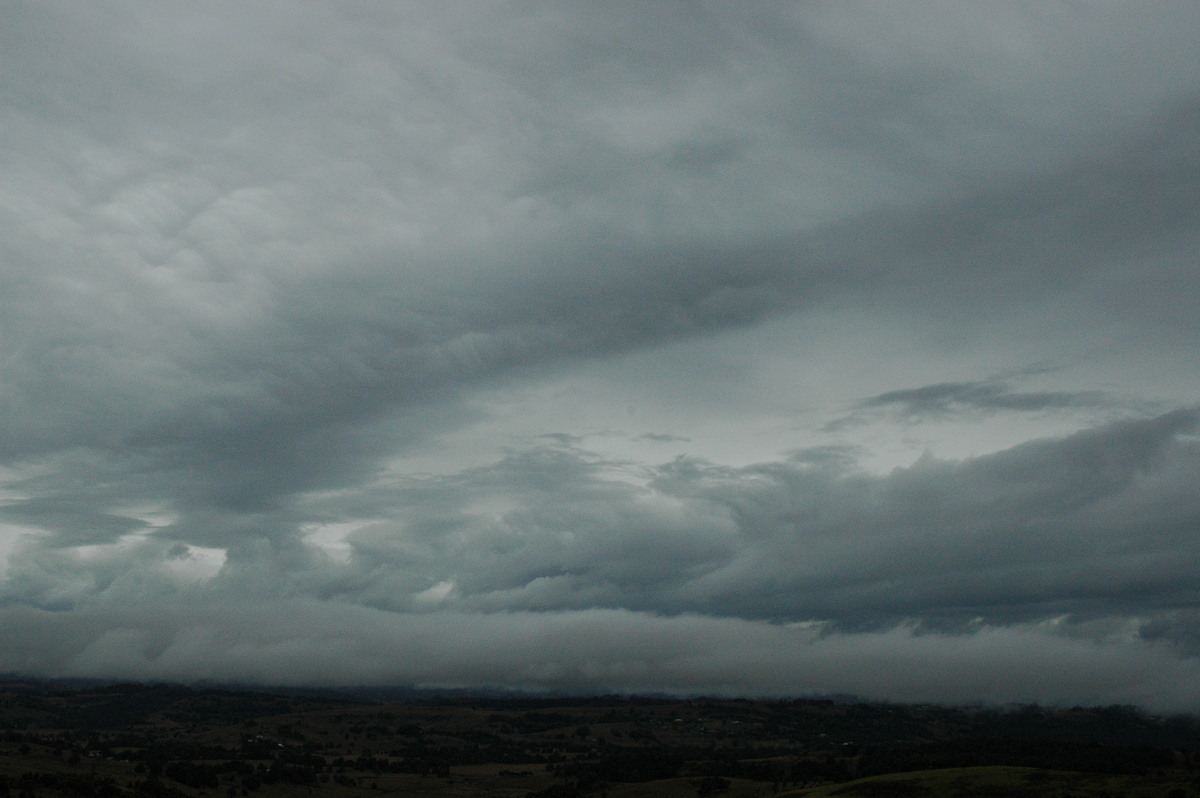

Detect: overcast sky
3,1,1200,710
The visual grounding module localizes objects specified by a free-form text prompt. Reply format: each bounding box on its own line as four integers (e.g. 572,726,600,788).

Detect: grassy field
780,765,1194,798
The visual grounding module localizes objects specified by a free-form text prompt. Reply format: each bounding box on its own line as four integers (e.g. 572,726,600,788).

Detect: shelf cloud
3,1,1200,709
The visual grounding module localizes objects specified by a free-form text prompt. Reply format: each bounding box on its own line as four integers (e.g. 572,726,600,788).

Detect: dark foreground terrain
1,678,1198,797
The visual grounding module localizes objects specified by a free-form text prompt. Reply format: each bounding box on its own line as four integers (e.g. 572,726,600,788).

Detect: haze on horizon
3,1,1200,711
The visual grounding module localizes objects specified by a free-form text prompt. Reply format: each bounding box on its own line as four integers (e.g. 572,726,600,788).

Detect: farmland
1,680,1197,797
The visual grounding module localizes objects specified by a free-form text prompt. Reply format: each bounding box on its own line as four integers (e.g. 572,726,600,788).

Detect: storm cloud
3,1,1200,709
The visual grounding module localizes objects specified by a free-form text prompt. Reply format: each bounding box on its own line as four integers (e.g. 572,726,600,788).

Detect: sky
2,1,1200,711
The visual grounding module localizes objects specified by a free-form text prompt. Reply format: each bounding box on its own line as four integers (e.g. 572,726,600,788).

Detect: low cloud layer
5,603,1200,712
3,2,1200,709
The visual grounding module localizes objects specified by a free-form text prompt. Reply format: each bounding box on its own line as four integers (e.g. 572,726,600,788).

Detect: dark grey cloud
860,380,1108,420
674,411,1199,625
9,101,1195,547
2,1,1200,708
14,411,1187,642
636,433,691,443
